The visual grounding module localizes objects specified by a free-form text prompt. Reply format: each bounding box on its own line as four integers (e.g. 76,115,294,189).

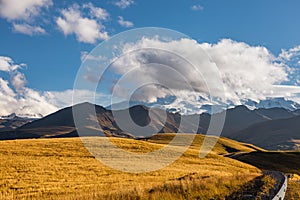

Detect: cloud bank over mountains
1,37,299,116
110,38,292,106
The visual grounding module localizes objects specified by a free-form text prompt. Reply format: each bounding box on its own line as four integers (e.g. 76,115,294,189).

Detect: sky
1,0,300,116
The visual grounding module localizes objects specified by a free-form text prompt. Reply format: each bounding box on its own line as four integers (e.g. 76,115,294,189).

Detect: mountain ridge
107,97,300,115
1,102,300,150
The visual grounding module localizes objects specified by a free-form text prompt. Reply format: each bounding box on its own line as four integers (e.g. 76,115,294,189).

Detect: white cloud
202,39,287,101
191,5,204,11
56,3,109,44
83,3,109,20
0,56,24,72
279,46,300,61
0,56,15,72
0,78,57,117
110,38,288,106
0,78,15,98
114,0,134,9
118,16,134,28
278,45,300,86
0,0,52,21
0,56,55,116
267,85,300,105
12,23,46,35
11,72,27,91
0,56,110,116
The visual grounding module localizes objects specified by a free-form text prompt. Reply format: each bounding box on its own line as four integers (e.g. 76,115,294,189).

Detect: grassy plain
0,134,274,199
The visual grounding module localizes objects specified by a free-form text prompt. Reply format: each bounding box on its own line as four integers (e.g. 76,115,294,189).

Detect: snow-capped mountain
169,97,300,114
0,113,43,120
243,98,300,111
0,113,18,120
107,97,300,115
0,113,41,132
17,113,43,119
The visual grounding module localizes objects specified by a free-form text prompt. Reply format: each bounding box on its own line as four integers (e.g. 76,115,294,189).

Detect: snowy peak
17,113,43,119
244,98,300,111
106,97,300,115
0,113,43,120
0,113,17,120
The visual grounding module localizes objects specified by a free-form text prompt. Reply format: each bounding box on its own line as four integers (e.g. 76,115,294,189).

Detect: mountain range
0,113,39,132
107,97,300,115
1,101,300,150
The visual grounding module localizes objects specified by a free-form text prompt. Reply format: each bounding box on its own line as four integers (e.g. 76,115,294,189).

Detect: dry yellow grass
286,181,300,200
148,134,264,155
285,174,300,200
0,134,268,199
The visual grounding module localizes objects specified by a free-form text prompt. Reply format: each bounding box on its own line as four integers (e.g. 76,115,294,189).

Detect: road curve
226,153,288,199
270,171,287,200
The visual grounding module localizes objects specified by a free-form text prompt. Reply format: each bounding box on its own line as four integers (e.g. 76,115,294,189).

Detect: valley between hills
0,103,300,199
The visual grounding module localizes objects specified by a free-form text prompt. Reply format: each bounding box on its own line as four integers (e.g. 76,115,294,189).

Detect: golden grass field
0,134,284,199
286,174,300,200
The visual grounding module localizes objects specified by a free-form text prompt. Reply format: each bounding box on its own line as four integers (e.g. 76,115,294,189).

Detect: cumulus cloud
118,16,134,28
0,57,11,72
11,72,27,91
191,5,204,11
279,46,300,85
202,39,287,100
1,80,53,117
0,0,52,21
279,46,300,61
0,56,21,72
114,0,134,9
109,38,288,107
12,23,46,35
56,3,109,44
0,56,27,92
0,56,56,116
0,0,51,36
83,3,109,20
0,56,109,116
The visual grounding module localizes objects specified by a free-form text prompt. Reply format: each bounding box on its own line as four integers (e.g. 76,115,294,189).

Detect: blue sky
1,0,300,115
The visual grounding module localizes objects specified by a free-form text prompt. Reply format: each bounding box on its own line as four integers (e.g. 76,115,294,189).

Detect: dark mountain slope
0,116,34,131
230,115,300,150
254,107,296,120
198,106,297,137
0,103,182,140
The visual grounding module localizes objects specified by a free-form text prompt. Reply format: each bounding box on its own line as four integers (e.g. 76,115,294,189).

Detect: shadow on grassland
232,151,300,175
